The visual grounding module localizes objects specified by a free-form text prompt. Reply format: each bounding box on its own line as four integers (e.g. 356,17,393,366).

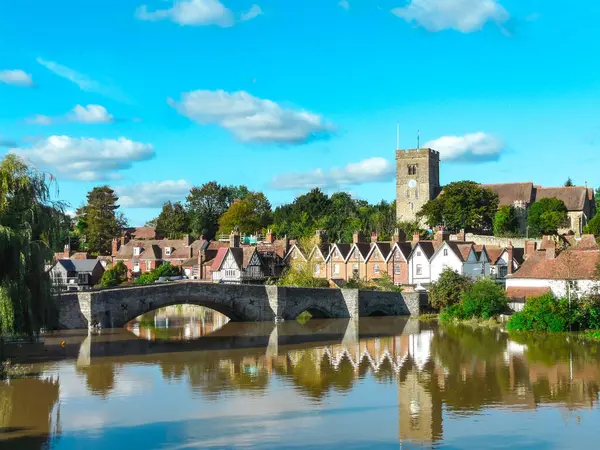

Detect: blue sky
1,0,600,225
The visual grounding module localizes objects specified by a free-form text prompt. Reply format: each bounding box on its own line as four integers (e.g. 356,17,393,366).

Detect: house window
499,266,508,278
293,251,297,259
145,261,151,271
394,263,401,275
416,264,423,276
353,263,359,275
164,247,172,256
334,264,340,275
417,251,422,257
354,250,359,260
374,264,380,274
133,263,140,273
225,269,236,278
133,247,140,256
443,249,448,256
374,252,379,260
314,264,320,275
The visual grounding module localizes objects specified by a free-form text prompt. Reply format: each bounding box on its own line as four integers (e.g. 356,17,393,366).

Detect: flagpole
417,130,420,150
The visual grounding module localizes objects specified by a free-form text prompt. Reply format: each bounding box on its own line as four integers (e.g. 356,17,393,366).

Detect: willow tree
0,154,63,336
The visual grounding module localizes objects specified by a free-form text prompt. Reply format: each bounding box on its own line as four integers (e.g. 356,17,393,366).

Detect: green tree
428,268,473,310
493,205,520,236
595,187,600,213
527,197,568,237
0,154,63,335
218,192,272,235
461,278,508,319
155,201,189,238
186,182,229,239
136,262,181,285
272,188,333,239
564,177,574,187
418,181,499,233
77,186,123,256
584,213,600,236
97,261,128,288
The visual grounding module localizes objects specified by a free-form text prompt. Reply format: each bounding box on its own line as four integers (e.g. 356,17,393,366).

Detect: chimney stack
412,232,420,245
524,241,537,259
507,242,514,275
371,232,378,243
266,229,274,244
63,243,70,259
183,234,192,246
315,229,324,245
112,238,119,257
456,229,465,242
197,249,203,279
546,247,556,260
353,231,363,244
392,228,406,244
230,230,240,248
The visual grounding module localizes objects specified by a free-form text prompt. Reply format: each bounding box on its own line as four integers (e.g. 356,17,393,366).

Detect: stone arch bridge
57,282,422,329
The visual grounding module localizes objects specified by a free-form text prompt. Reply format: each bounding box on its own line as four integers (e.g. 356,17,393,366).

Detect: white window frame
374,251,379,260
133,263,140,273
374,264,380,274
416,264,423,276
443,249,448,256
164,247,172,256
334,264,340,275
314,264,320,275
133,247,141,256
394,263,401,275
145,261,151,271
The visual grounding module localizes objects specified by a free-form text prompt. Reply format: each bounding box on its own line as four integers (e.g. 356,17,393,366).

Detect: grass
297,311,313,325
418,314,439,322
582,330,600,341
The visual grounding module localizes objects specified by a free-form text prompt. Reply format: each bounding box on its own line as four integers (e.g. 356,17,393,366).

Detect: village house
505,235,600,303
429,241,486,282
49,259,105,291
325,243,354,281
211,232,266,284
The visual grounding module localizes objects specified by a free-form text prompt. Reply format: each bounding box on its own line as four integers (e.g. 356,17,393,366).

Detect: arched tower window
407,164,418,175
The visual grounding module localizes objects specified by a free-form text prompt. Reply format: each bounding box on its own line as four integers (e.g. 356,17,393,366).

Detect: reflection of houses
49,259,104,291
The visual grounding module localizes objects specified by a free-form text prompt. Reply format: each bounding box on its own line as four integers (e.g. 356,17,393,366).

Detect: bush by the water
346,273,403,292
440,278,508,322
429,268,473,310
277,263,330,288
507,293,600,332
136,262,181,285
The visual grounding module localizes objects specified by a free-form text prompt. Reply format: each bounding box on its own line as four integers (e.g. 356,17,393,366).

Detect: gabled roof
347,243,371,262
366,242,392,262
283,243,307,262
211,248,229,271
410,241,442,260
386,242,413,262
308,243,331,260
534,186,589,211
480,245,504,265
325,243,353,262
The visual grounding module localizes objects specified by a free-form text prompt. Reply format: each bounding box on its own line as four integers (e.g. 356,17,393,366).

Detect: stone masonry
56,282,421,329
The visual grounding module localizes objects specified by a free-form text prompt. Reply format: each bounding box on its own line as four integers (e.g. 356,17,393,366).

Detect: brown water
1,308,600,449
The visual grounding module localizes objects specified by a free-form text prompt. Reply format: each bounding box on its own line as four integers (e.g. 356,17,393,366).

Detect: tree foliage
584,213,600,236
0,154,63,335
418,181,499,233
97,261,128,288
526,197,568,237
564,177,574,187
460,278,508,319
218,191,272,235
155,201,189,238
428,268,473,310
77,186,124,255
493,205,520,236
136,262,181,285
186,182,231,239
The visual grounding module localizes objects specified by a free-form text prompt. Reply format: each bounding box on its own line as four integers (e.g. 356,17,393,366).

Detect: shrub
136,262,181,285
429,268,473,310
507,293,573,332
440,303,466,322
461,278,508,320
97,261,127,288
277,263,330,288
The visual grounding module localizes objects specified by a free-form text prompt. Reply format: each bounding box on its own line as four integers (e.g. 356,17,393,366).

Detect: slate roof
483,183,534,206
509,249,600,280
327,243,352,261
414,241,443,260
371,242,392,261
56,259,102,273
352,243,372,260
391,242,414,261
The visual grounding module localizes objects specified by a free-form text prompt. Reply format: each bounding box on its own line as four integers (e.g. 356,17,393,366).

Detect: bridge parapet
56,282,421,329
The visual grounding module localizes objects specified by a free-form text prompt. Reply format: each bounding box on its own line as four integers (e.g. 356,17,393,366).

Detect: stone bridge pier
57,282,422,330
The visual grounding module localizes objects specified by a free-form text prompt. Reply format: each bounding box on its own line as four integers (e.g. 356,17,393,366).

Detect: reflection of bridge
57,282,422,329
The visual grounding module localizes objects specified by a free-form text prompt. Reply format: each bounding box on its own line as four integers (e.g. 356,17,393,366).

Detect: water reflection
1,313,600,449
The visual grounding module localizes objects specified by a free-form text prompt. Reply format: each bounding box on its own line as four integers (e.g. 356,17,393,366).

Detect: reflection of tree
76,363,117,398
0,376,59,449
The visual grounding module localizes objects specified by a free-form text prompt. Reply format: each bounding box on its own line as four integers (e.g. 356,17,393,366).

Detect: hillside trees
526,197,568,236
155,201,189,238
493,205,520,236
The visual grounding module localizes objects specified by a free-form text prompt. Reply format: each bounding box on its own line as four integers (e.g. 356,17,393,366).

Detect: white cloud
36,58,128,102
116,180,192,208
338,0,350,10
240,4,263,22
391,0,509,33
136,0,235,27
26,104,114,125
26,114,53,125
169,89,335,144
424,132,504,162
69,104,114,123
0,69,34,87
11,136,154,181
271,157,394,190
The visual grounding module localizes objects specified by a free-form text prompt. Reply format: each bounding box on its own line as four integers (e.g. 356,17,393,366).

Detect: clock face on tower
408,180,417,189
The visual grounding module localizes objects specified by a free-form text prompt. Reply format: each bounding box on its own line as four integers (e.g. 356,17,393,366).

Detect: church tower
396,148,440,223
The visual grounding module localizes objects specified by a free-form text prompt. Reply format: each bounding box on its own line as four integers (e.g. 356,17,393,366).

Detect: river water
2,307,600,449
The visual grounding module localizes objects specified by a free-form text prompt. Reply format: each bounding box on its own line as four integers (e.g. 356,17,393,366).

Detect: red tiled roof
506,286,551,301
211,248,229,271
483,246,505,265
510,249,600,280
445,242,473,262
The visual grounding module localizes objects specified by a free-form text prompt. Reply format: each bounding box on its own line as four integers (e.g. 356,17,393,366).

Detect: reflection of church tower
398,330,442,446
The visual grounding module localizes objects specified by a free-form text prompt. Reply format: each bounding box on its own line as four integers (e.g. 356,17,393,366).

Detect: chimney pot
412,232,420,244
371,232,378,243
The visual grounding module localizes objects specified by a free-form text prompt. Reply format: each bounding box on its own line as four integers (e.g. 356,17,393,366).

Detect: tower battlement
396,148,440,157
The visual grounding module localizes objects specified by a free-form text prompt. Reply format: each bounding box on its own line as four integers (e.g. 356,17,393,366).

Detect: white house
429,241,486,283
211,247,264,284
408,241,439,285
506,247,600,301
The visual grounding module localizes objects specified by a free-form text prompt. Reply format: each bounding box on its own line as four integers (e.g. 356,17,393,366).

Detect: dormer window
165,247,172,256
374,251,379,260
133,247,141,256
